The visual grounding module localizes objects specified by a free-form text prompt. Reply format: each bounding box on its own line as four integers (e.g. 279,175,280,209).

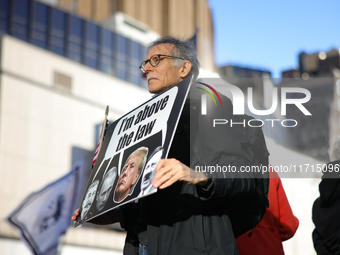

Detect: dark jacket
141,87,269,255
312,160,340,255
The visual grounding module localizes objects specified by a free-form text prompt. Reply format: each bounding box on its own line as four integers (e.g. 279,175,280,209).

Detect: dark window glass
30,1,48,48
10,0,29,41
127,39,142,86
116,34,128,80
139,44,147,88
69,15,82,42
0,0,10,35
49,8,66,56
111,31,117,76
66,14,82,62
99,28,114,74
100,28,113,55
131,41,140,61
83,21,98,69
140,44,147,61
117,34,127,55
126,38,134,83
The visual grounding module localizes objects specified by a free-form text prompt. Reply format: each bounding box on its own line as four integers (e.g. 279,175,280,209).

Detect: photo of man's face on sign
81,180,99,220
113,147,148,203
96,167,117,211
140,146,163,196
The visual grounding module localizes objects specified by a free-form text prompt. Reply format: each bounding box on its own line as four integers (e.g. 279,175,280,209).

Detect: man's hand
152,159,207,189
71,208,80,222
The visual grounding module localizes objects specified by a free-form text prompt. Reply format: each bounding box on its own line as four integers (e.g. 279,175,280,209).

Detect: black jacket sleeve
190,88,263,201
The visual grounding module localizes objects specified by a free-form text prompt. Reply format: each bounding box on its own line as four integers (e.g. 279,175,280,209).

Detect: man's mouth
117,179,125,187
147,76,158,82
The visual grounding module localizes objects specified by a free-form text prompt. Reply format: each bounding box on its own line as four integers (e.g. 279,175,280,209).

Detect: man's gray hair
86,179,99,195
329,136,340,161
128,146,148,174
98,167,117,192
148,35,200,80
128,146,148,195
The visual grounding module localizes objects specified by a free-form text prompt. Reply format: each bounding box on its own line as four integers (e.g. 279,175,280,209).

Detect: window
116,34,128,80
83,21,99,69
66,14,83,62
0,0,10,35
54,71,72,93
30,1,48,48
49,8,66,56
99,28,114,75
10,0,29,41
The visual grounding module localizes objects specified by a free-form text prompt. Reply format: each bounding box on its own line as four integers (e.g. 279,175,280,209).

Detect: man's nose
121,169,128,177
143,61,153,73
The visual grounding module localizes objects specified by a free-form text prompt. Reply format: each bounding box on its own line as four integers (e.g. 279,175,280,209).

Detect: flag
92,119,110,169
6,159,85,255
92,142,100,169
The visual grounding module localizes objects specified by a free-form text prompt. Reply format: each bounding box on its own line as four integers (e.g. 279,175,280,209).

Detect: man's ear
179,60,192,79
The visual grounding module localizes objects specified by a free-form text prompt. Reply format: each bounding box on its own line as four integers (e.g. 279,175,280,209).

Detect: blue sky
208,0,340,78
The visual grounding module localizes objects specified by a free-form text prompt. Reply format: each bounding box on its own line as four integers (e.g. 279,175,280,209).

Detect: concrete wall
0,35,150,254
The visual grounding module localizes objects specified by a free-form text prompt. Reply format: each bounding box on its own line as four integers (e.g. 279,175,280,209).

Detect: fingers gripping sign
71,208,80,222
152,159,207,189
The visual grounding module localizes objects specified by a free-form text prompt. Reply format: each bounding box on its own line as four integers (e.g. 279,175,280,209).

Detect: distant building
299,49,340,78
329,72,340,146
36,0,216,72
0,0,153,253
277,78,334,161
219,65,272,79
0,0,152,89
282,48,340,79
0,0,219,253
279,49,340,160
218,64,272,109
218,60,338,161
282,69,300,79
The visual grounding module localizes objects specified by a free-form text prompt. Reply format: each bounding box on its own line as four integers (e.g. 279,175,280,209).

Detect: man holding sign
73,35,269,255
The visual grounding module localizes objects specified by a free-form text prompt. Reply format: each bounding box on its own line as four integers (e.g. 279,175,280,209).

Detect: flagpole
91,106,110,170
97,105,109,156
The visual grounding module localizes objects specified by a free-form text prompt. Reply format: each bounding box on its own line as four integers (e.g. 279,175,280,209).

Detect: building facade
0,0,155,253
39,0,216,72
280,49,340,161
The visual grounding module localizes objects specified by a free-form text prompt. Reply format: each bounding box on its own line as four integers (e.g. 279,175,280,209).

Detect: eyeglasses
139,54,185,73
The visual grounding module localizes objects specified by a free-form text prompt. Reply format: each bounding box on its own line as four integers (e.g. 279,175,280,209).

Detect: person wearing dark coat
72,35,269,255
140,36,269,255
312,136,340,255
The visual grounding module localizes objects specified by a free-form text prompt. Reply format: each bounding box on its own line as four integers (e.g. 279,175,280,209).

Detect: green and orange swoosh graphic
196,82,223,106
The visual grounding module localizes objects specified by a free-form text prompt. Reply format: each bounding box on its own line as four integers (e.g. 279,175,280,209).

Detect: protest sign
76,76,193,226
